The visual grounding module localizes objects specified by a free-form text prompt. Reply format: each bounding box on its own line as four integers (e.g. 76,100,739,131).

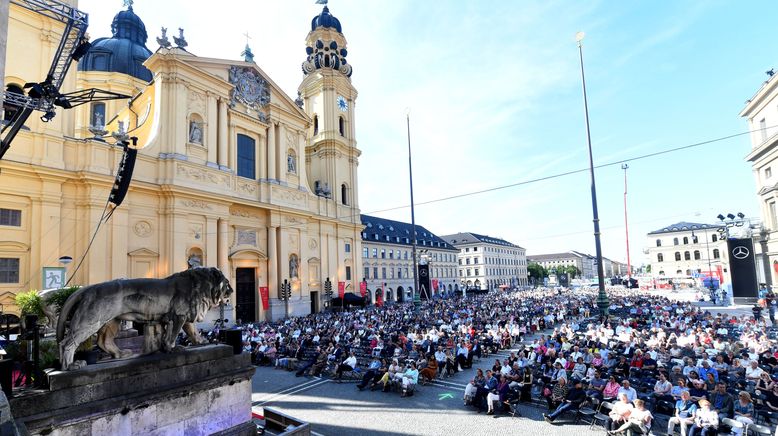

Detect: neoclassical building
440,232,528,290
645,222,729,284
360,215,458,303
0,3,362,322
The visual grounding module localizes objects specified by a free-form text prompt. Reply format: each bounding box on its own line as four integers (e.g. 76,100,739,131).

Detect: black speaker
728,238,759,304
0,358,13,397
219,329,242,355
108,145,137,208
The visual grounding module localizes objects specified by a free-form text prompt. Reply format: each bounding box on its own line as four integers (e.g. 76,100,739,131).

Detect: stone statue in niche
189,120,203,144
289,254,299,279
187,253,202,268
287,153,296,173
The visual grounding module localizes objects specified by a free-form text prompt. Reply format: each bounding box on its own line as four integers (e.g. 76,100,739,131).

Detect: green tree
528,262,548,282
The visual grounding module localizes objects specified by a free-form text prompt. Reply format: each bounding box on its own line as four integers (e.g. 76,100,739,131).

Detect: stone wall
10,345,255,436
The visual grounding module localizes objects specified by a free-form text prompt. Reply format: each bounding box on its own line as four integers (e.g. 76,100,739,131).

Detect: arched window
313,115,319,136
673,238,679,246
712,234,718,242
339,116,345,136
657,253,664,262
694,250,701,260
656,239,662,247
683,237,689,244
684,251,691,261
341,183,348,205
675,252,681,261
713,249,720,259
3,84,24,121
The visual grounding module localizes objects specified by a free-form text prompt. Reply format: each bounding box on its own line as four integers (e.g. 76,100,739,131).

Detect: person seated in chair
400,361,419,397
545,377,568,412
607,399,652,435
543,379,586,423
607,393,634,431
419,354,438,385
486,373,511,415
689,399,718,436
464,368,486,405
334,351,357,382
667,390,697,436
356,357,383,390
708,381,734,421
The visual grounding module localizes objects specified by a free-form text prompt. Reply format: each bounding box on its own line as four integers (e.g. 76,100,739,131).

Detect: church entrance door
235,268,256,324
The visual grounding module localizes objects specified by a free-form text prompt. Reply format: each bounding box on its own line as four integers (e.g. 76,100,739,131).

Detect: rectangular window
345,242,351,253
397,268,402,279
382,267,387,279
761,118,768,142
373,267,378,278
389,250,394,259
405,268,409,278
473,257,479,264
404,251,409,260
771,201,777,229
363,247,369,258
0,258,19,283
381,249,386,259
475,268,479,276
466,268,471,277
390,268,394,279
372,248,378,258
364,267,370,279
90,102,106,128
767,167,773,179
466,258,470,265
465,248,470,252
237,134,256,179
474,247,478,251
0,209,22,227
345,266,351,281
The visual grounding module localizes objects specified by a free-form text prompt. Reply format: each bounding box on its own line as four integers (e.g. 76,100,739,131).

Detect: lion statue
56,267,232,371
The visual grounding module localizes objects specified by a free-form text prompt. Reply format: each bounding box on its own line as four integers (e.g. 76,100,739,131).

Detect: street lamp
692,226,716,296
576,31,608,318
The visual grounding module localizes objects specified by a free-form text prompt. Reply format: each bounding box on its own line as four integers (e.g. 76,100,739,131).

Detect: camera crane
0,0,130,160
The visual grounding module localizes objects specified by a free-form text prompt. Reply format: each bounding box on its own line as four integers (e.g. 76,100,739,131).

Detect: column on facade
276,123,286,184
217,218,229,276
267,122,276,181
267,226,278,319
217,98,228,168
297,130,310,191
174,84,187,157
206,93,218,164
205,216,218,267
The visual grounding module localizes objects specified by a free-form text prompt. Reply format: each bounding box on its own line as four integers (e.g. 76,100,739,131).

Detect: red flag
338,281,345,298
378,282,384,306
360,281,367,297
432,279,439,292
259,286,269,310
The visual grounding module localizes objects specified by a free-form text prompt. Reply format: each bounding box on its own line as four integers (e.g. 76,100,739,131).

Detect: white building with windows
529,251,595,279
743,70,778,286
360,215,458,303
646,222,730,283
440,232,528,290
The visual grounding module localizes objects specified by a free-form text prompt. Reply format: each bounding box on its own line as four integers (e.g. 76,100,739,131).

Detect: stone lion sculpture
56,267,232,370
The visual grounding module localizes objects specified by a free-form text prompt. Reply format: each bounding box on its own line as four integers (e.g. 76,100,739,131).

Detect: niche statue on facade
289,254,299,279
287,153,296,173
189,121,203,144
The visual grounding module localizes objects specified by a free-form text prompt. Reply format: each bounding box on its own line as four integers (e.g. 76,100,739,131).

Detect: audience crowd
202,286,778,435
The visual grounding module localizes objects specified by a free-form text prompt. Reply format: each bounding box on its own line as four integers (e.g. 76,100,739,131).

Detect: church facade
0,2,362,322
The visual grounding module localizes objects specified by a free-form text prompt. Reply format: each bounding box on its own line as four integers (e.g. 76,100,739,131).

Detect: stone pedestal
10,345,256,435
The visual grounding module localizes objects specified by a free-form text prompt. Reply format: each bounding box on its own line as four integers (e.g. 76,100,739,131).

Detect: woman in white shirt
689,399,719,436
607,399,652,435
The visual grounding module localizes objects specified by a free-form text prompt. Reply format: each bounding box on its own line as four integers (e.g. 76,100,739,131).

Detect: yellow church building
0,1,363,322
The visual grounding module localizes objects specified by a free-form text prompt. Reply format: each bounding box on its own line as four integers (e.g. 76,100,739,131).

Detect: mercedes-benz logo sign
732,246,750,260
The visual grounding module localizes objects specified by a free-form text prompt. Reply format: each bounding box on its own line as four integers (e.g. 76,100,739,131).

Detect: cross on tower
123,0,134,9
243,31,251,46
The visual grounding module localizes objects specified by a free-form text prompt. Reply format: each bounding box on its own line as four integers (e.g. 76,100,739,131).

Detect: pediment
128,248,159,257
229,248,268,260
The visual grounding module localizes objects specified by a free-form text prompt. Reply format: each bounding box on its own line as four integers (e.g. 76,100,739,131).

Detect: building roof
77,5,152,82
360,215,457,251
440,232,523,249
648,221,715,235
527,251,585,261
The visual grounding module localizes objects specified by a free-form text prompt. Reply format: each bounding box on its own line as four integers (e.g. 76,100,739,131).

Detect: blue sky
80,0,776,267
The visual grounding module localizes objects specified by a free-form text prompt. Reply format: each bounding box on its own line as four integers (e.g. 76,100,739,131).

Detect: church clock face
337,95,348,112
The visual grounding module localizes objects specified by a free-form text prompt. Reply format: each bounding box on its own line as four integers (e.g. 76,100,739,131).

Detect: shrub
47,286,81,314
15,290,43,317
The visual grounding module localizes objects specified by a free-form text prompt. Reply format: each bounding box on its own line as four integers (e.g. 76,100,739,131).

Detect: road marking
438,393,454,400
252,378,325,405
254,379,330,406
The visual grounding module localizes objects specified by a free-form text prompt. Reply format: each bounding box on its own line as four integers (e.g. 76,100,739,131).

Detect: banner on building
359,281,367,297
432,279,438,292
259,286,269,310
338,281,345,298
727,238,758,302
418,263,431,299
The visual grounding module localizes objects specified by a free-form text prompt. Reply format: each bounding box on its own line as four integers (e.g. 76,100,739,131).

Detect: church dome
77,5,153,82
310,6,342,33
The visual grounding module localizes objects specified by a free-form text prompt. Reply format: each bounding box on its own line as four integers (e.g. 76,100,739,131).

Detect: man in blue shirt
697,360,719,383
667,391,697,436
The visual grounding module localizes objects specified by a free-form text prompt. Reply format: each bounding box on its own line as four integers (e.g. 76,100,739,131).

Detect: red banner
360,281,367,297
259,286,269,310
432,279,439,292
338,281,345,298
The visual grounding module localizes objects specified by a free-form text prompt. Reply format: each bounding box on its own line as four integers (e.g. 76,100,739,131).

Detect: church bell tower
299,5,359,215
